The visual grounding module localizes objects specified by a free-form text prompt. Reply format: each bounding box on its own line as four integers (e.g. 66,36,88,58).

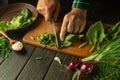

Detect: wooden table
0,21,80,80
1,0,120,79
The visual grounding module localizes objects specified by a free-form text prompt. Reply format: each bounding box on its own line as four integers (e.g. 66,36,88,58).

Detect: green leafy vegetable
68,21,120,80
57,40,72,48
69,36,120,80
65,34,84,41
57,34,84,48
38,33,55,47
38,33,84,48
0,35,11,58
80,36,120,79
86,21,105,52
105,21,120,41
0,8,35,32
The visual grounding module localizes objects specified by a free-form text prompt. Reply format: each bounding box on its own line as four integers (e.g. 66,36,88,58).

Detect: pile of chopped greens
37,33,55,47
37,33,84,48
0,8,35,32
0,35,11,58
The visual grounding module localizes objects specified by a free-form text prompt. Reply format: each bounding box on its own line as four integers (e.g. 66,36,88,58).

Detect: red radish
68,59,82,70
80,60,97,74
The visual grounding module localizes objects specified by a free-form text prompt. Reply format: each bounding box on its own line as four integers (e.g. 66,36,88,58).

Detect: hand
60,8,87,41
36,0,60,21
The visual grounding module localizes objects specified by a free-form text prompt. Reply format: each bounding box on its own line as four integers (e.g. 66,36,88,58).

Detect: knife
51,17,59,48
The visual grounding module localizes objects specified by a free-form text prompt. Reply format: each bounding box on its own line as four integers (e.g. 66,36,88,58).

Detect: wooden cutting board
23,17,112,57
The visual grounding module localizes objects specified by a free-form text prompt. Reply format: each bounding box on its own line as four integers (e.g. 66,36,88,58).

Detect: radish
80,60,97,74
68,59,82,70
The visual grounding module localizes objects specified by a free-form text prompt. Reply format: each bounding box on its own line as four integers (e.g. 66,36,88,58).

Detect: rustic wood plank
0,43,36,80
44,52,79,80
56,55,79,80
17,47,57,80
44,53,66,80
0,58,3,64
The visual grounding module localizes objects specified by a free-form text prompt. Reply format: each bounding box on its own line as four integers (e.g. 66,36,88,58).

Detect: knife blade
51,17,59,48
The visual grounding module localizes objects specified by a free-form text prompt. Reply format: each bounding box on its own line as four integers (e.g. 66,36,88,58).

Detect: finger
78,21,86,33
44,9,53,21
78,25,84,33
60,19,68,41
36,1,41,13
54,4,60,21
73,25,80,33
36,6,44,14
73,20,80,33
67,21,74,33
36,7,49,21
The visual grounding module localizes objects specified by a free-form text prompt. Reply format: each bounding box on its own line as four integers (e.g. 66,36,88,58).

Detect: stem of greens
82,54,99,62
79,41,88,48
89,45,95,52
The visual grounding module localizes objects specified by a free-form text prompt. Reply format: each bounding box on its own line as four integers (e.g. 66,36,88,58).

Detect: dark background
7,0,120,24
88,0,120,24
8,0,37,6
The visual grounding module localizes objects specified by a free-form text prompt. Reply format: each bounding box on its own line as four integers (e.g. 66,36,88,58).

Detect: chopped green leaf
57,40,72,48
38,33,55,47
35,56,43,60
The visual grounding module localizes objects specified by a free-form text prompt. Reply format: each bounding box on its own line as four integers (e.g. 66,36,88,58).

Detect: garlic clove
11,41,23,51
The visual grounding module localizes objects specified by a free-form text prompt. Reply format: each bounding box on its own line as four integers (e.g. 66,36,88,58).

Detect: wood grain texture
44,52,79,80
17,47,56,80
0,44,35,80
23,17,92,57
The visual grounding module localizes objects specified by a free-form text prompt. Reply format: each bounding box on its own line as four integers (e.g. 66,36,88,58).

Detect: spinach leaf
57,34,84,48
86,21,105,51
38,33,55,47
65,34,84,41
57,40,72,48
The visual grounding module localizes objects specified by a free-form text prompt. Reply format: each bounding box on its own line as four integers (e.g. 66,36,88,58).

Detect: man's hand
60,8,87,41
36,0,60,21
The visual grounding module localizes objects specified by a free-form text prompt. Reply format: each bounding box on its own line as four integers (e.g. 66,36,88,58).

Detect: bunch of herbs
0,35,11,58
